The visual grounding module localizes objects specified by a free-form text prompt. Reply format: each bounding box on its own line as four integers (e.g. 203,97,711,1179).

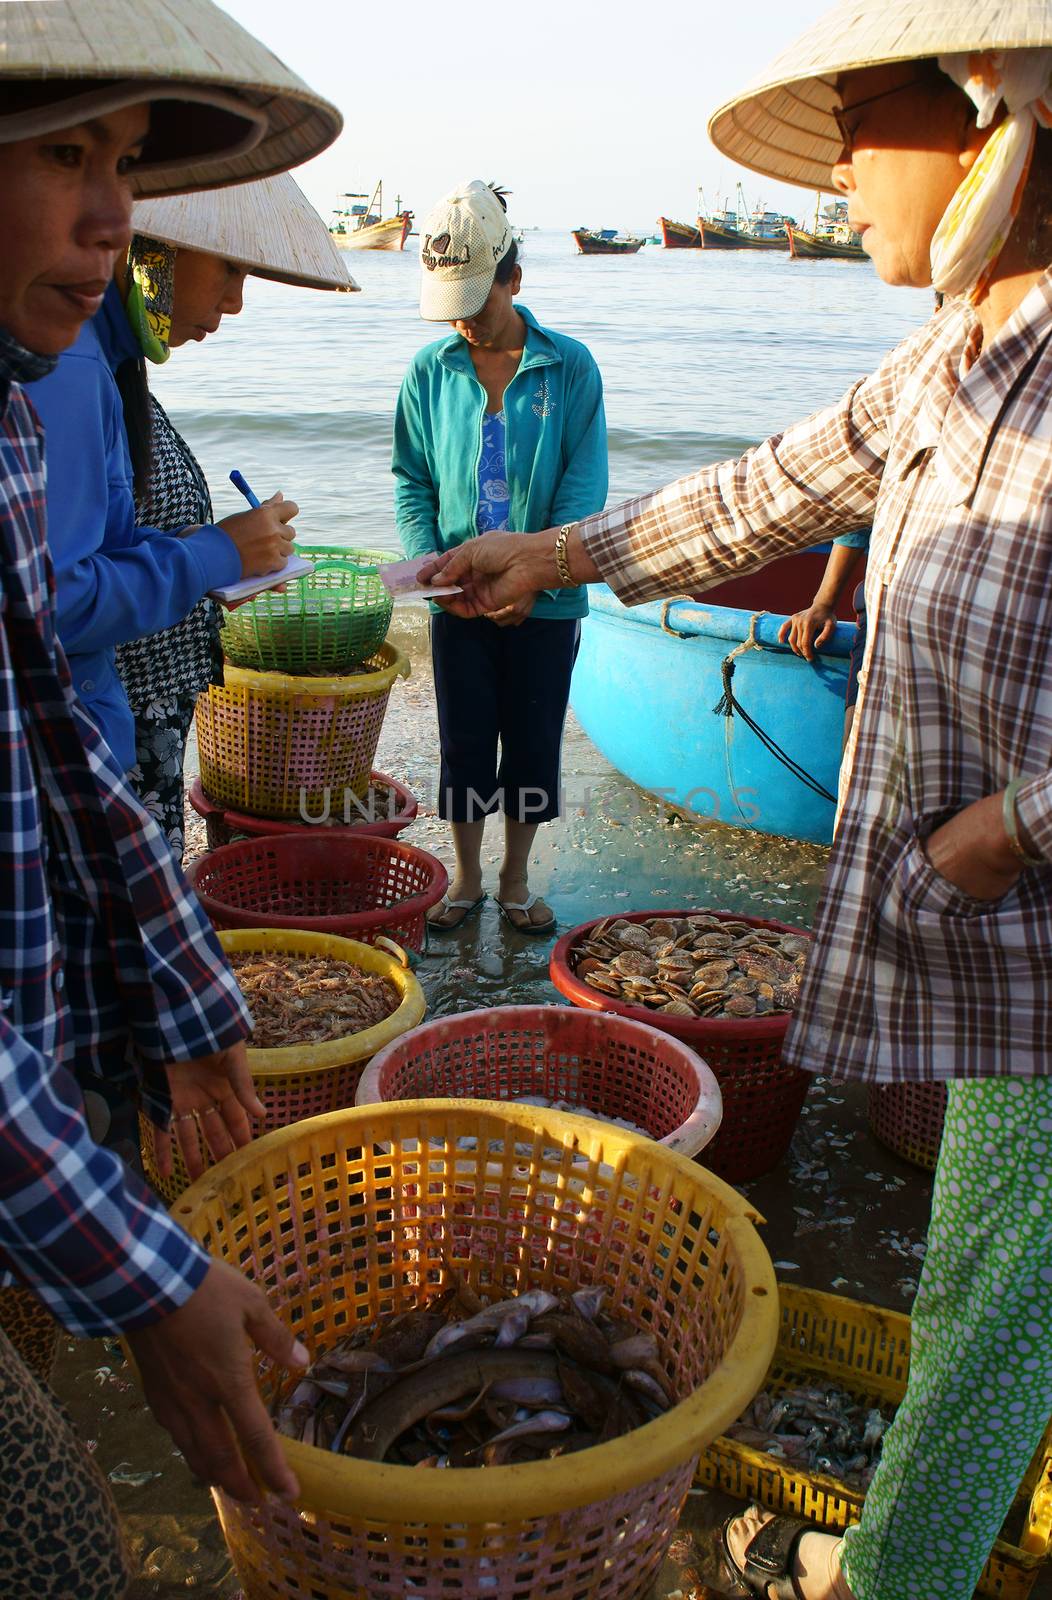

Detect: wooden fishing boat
787,222,867,261
572,229,645,255
569,550,859,845
330,182,412,252
659,216,703,248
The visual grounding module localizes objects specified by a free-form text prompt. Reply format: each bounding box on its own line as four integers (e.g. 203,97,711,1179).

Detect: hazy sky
220,0,830,231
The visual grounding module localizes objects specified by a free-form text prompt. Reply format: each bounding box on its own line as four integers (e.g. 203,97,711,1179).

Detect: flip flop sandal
426,893,487,932
718,1511,811,1599
495,894,556,936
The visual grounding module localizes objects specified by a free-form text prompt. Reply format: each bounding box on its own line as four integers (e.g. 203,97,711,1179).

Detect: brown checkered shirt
579,274,1052,1081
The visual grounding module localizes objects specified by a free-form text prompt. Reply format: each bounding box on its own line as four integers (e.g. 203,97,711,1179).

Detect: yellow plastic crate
696,1284,1052,1599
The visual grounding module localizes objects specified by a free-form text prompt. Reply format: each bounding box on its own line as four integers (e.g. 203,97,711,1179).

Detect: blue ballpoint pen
229,469,262,509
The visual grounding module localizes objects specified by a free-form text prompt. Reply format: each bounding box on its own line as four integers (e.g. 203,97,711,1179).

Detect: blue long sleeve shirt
26,285,240,767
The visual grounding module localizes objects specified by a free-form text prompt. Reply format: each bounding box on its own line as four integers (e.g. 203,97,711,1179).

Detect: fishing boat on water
572,228,645,255
787,198,867,260
570,549,857,845
329,181,412,251
659,216,703,248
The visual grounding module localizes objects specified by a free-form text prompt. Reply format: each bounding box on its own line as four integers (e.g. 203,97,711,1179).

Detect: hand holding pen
218,469,299,578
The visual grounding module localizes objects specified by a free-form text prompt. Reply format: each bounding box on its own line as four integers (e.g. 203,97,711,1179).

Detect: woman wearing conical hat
0,2,339,1591
428,4,1052,1595
98,175,357,859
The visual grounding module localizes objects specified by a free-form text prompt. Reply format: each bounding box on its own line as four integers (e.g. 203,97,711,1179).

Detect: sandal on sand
426,893,486,932
495,894,556,936
719,1511,811,1599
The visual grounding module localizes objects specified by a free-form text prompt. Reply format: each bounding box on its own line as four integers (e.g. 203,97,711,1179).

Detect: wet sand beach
46,609,1023,1599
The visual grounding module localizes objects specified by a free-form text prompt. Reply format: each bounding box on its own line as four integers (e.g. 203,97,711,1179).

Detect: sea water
151,229,931,543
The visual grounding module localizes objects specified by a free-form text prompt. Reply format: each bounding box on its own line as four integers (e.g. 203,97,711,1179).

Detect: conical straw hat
0,0,342,197
708,0,1052,191
132,175,360,291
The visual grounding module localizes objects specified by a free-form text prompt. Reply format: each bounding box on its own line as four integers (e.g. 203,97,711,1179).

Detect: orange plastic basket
867,1082,948,1171
356,1003,723,1159
187,832,448,954
140,929,425,1204
697,1284,1052,1600
551,909,813,1182
171,1100,777,1600
194,644,409,821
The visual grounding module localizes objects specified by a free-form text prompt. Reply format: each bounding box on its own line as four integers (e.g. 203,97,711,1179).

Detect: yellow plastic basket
696,1284,1052,1600
141,929,425,1205
195,643,410,820
171,1099,778,1600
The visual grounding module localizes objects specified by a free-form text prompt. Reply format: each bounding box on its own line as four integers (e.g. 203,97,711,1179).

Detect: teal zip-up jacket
392,304,607,618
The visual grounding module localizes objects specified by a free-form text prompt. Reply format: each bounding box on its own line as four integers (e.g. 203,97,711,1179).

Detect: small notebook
209,553,315,607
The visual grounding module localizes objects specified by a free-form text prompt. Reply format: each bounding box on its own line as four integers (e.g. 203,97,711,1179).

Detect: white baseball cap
418,179,513,322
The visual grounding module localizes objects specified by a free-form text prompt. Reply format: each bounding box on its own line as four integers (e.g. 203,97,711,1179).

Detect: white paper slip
209,553,314,607
378,555,462,601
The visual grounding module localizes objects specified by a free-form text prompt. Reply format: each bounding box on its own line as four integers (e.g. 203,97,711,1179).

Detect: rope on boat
659,597,700,638
712,610,838,809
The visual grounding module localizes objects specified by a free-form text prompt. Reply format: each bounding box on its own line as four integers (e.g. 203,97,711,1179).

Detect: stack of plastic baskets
195,547,411,834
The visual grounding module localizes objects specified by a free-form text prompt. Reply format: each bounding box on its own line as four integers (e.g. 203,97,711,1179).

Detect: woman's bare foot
722,1508,854,1600
496,874,554,933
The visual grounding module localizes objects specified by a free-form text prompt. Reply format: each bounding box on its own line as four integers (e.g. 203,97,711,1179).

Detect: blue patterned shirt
476,410,511,533
0,332,251,1335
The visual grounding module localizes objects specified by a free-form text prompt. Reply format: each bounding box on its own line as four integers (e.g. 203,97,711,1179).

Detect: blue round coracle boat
571,553,860,846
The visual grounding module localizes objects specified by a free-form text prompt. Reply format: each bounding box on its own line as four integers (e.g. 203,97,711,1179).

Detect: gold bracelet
1002,776,1045,867
553,523,579,588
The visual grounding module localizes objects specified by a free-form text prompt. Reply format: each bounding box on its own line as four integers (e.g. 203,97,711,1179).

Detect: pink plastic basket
867,1082,948,1171
356,1003,723,1158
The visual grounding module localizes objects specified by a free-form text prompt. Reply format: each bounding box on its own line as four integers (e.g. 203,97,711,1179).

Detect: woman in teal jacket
393,179,607,934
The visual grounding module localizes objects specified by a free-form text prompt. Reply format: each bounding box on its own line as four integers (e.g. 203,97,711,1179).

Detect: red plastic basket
867,1082,948,1171
355,1004,723,1159
187,833,448,954
188,772,418,850
550,909,813,1183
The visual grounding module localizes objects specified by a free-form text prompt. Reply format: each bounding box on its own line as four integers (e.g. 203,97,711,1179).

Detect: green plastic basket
220,546,395,675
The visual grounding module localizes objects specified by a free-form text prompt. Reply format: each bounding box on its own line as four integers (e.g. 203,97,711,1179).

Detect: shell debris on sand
228,953,399,1047
272,1281,672,1467
570,914,807,1020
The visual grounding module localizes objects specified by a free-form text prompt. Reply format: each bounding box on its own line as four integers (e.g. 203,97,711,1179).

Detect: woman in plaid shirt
432,5,1052,1597
0,4,340,1591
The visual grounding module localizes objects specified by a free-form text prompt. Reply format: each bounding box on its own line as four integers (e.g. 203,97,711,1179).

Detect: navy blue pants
430,612,581,823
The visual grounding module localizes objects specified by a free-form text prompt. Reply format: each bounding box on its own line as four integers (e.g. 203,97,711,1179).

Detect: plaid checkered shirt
580,272,1052,1082
0,331,251,1334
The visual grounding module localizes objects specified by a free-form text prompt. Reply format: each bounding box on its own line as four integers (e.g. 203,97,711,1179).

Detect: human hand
220,492,299,579
923,792,1024,901
125,1259,308,1503
151,1043,263,1182
420,532,554,617
777,601,838,661
485,591,538,627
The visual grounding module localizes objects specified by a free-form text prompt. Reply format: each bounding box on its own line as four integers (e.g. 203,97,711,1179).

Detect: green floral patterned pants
841,1077,1052,1600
